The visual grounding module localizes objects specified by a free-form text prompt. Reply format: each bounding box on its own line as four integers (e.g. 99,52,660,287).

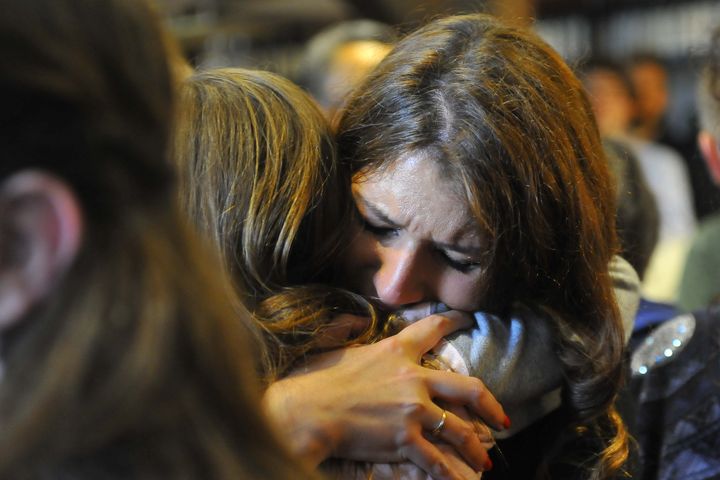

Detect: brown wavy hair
172,68,382,381
337,13,628,479
0,1,319,478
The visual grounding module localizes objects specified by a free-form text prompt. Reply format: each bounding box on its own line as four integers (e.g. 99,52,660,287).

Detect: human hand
263,311,506,479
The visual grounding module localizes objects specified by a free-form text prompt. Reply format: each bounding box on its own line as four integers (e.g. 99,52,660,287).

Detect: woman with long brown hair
337,13,630,479
0,1,319,478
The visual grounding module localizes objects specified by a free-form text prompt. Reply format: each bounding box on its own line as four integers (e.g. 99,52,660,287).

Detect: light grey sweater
435,256,639,436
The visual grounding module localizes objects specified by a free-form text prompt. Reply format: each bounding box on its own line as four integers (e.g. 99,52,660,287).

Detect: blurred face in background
584,68,636,138
323,40,391,116
630,61,669,133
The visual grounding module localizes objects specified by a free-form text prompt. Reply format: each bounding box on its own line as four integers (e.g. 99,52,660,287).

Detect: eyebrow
357,196,484,257
358,197,402,229
435,240,484,257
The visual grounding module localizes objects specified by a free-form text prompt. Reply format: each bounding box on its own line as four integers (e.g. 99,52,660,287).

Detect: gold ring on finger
430,409,447,437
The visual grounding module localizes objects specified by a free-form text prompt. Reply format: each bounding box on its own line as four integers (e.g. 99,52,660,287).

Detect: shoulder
641,140,685,161
630,313,702,380
609,255,640,291
631,139,689,173
628,309,720,478
629,310,720,420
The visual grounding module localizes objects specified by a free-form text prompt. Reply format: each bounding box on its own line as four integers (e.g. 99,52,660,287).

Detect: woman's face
341,153,487,311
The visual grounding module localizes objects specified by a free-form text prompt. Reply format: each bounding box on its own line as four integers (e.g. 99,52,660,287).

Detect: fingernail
503,415,511,430
484,458,493,471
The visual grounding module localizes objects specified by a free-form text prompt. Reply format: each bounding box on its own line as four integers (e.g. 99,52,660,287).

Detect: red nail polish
484,458,493,471
503,415,511,430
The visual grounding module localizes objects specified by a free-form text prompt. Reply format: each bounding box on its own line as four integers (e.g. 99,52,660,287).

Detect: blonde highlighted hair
174,69,353,302
173,68,381,380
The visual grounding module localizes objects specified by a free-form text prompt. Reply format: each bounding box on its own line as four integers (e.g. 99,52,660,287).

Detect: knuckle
383,336,406,355
469,380,487,403
455,423,475,447
402,400,427,419
396,364,417,378
394,426,419,447
429,313,452,330
395,363,425,385
431,460,451,479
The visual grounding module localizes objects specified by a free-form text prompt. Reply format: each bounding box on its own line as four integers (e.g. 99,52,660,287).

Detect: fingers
425,405,491,473
425,369,508,431
399,434,481,480
398,311,474,354
437,442,486,480
475,422,495,450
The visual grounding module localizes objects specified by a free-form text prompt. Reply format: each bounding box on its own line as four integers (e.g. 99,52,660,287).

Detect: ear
698,130,720,185
0,171,83,331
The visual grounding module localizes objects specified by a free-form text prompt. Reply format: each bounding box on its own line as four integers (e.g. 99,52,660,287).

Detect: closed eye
435,248,482,273
359,216,398,238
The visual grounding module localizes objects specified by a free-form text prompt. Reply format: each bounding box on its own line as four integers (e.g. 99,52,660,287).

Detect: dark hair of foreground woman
0,1,320,478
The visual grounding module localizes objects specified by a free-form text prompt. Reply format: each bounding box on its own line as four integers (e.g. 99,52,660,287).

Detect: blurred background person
582,58,697,304
677,32,720,312
628,52,720,221
628,53,672,143
295,19,395,119
583,59,638,138
604,140,680,346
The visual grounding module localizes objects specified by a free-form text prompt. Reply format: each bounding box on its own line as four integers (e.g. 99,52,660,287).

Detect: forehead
587,70,630,95
632,62,666,81
353,152,480,241
353,149,460,194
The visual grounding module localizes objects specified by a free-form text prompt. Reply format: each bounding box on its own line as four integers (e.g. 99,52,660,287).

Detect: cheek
342,229,378,268
338,229,380,294
436,272,486,311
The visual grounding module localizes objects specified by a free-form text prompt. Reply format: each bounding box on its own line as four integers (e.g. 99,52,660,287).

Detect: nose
374,245,426,308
